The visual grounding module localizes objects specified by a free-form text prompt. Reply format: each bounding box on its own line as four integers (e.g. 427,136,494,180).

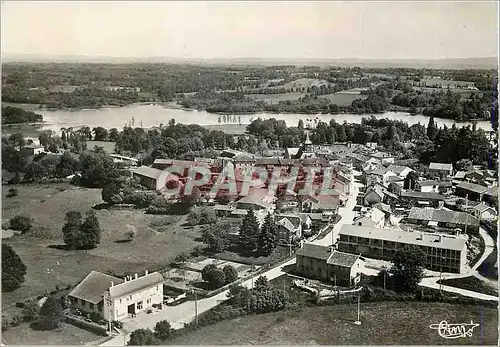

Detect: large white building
69,270,164,321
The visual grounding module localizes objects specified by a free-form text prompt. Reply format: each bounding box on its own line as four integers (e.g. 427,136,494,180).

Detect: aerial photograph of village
1,1,498,346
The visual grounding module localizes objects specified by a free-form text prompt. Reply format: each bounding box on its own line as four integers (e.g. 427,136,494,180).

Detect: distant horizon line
2,53,498,61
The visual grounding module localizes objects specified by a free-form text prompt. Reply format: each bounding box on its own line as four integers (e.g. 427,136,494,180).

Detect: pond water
25,104,496,133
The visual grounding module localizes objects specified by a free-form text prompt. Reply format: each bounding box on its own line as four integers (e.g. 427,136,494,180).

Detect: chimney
110,281,114,287
145,270,149,276
134,273,138,280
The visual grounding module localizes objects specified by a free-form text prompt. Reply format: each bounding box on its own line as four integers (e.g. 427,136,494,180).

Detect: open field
1,322,101,345
321,92,368,106
250,92,305,103
2,184,202,305
438,276,498,296
168,302,497,345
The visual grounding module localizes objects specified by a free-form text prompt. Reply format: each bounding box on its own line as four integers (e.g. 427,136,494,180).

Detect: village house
363,183,397,206
386,165,413,179
470,202,497,221
301,194,340,213
296,244,365,287
455,181,490,202
407,207,480,234
17,143,45,157
399,191,446,208
415,180,440,193
275,214,303,242
69,270,164,322
429,162,454,177
353,207,385,228
336,225,467,273
131,166,170,190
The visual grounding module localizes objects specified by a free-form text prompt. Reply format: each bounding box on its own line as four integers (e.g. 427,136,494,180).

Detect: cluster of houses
293,143,498,287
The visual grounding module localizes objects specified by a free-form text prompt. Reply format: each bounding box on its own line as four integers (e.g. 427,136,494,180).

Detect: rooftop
429,162,453,171
456,182,490,194
408,207,479,226
108,272,164,299
296,243,333,260
69,271,123,304
132,166,165,179
339,224,467,251
400,191,446,201
327,250,362,268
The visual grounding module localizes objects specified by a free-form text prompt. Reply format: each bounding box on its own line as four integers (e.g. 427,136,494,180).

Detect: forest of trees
2,106,43,124
3,63,497,122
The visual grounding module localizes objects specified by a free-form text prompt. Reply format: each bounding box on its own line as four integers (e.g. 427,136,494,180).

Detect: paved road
101,180,363,346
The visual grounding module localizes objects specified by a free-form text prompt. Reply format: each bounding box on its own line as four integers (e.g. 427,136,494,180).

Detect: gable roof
296,243,332,260
408,207,479,226
69,271,123,304
473,202,495,213
326,251,361,268
276,215,302,230
132,166,165,180
387,165,412,175
418,180,439,186
400,191,446,201
456,182,490,195
373,202,392,214
429,162,453,171
108,272,164,299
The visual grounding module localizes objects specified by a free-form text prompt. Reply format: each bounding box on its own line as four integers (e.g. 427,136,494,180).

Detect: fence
65,315,108,336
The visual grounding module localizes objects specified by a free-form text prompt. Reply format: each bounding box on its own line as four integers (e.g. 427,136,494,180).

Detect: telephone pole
354,295,361,325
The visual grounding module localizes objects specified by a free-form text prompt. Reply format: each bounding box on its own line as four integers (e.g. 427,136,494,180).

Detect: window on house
120,299,122,304
90,303,94,310
137,301,143,310
156,286,158,291
129,295,132,300
147,298,151,304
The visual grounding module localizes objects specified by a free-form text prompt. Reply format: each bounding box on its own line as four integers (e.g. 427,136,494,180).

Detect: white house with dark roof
275,214,303,242
69,270,164,321
295,244,365,287
131,166,170,190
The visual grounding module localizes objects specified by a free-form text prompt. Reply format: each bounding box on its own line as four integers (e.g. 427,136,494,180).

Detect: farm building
69,270,164,322
407,207,479,234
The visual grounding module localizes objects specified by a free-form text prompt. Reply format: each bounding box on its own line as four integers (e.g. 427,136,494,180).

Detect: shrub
22,301,40,322
38,296,63,330
187,207,217,226
6,188,18,198
201,264,217,282
90,312,105,324
9,215,33,233
15,302,26,309
223,265,238,284
128,328,160,345
146,197,173,214
154,320,173,340
125,191,156,208
174,253,189,264
206,269,227,290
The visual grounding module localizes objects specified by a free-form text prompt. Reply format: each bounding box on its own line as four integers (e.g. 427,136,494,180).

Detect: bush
201,264,217,282
128,328,160,345
15,302,26,308
174,253,189,264
90,312,105,324
6,188,18,198
154,320,173,340
22,301,40,322
206,269,227,290
124,191,156,208
223,265,239,284
187,207,217,226
9,215,33,233
146,197,173,214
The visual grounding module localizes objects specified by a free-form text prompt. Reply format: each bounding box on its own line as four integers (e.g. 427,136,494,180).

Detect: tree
226,284,252,307
387,182,401,196
201,264,217,282
297,119,304,130
239,209,260,253
61,210,101,250
22,300,40,322
56,151,80,178
62,211,83,249
202,221,230,253
426,116,438,141
205,268,226,290
223,265,239,284
9,215,33,233
38,296,63,330
128,328,160,345
154,320,173,341
257,213,277,255
404,171,419,190
254,275,272,292
2,244,27,292
92,127,109,141
79,151,120,188
390,245,426,293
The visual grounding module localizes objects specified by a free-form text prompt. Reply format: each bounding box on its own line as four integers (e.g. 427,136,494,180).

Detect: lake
9,104,495,135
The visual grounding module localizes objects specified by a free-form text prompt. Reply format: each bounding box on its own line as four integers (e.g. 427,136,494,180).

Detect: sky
1,1,498,59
